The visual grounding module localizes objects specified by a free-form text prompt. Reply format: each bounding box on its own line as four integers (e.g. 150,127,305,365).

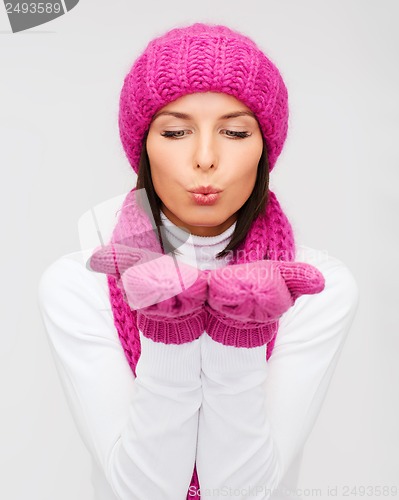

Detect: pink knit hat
119,22,288,173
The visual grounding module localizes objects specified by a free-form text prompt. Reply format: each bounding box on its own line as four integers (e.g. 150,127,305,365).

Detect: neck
160,210,236,270
160,205,237,237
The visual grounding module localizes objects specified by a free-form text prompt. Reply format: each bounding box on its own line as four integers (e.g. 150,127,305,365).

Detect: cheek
228,146,260,180
146,142,181,202
146,139,165,169
146,148,169,187
147,137,185,178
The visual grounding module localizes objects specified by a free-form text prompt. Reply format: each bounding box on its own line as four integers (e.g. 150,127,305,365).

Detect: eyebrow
151,110,257,122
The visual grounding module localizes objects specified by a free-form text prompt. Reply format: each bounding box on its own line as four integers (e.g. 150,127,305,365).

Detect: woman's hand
88,243,325,348
121,252,208,344
204,260,325,347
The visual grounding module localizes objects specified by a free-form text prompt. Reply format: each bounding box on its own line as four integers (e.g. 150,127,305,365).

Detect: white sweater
37,211,359,500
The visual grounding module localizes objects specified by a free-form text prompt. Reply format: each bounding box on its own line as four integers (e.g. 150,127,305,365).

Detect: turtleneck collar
160,210,236,270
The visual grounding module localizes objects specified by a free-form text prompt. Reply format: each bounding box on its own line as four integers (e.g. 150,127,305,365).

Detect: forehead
152,92,256,122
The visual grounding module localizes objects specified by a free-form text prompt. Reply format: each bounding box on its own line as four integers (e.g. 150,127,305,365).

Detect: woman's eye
161,130,251,139
161,130,187,138
224,130,251,139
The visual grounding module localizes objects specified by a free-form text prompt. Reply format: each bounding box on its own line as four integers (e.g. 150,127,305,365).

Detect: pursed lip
189,185,222,194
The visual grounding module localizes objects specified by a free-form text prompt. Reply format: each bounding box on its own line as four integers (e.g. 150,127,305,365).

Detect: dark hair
136,129,269,260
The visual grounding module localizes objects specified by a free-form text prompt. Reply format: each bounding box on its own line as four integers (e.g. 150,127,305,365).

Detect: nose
194,131,218,171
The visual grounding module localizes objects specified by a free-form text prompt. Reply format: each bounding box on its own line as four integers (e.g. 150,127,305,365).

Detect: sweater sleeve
196,248,360,499
37,252,202,500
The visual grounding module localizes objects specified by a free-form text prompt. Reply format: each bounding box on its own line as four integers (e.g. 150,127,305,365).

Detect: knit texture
98,21,302,500
90,244,324,348
122,253,209,344
204,260,324,347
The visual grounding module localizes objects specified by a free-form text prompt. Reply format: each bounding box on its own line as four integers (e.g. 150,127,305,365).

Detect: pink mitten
88,242,153,277
88,243,209,344
121,254,209,344
87,242,157,299
205,260,325,348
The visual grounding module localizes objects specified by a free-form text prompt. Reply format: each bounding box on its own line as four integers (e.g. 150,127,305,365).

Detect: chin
187,213,227,227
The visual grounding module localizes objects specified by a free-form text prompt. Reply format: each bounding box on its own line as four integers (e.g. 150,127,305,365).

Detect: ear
274,261,325,301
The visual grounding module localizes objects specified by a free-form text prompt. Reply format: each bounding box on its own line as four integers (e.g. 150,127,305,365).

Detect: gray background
1,0,398,498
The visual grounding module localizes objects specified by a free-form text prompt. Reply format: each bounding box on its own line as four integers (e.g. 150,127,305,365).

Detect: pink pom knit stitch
122,255,208,344
204,260,325,347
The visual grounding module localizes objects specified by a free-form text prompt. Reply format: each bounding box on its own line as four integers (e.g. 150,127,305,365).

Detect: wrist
201,330,268,375
136,331,202,384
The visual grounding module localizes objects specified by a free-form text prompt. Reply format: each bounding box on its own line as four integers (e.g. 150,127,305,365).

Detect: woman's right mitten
205,259,325,348
121,254,209,345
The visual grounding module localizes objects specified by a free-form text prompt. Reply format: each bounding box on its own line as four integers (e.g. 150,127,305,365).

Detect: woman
38,22,359,500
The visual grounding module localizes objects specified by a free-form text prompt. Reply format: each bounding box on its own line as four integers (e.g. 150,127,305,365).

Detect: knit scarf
104,185,295,499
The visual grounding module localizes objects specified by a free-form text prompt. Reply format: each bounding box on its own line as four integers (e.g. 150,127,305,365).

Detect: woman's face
146,91,263,236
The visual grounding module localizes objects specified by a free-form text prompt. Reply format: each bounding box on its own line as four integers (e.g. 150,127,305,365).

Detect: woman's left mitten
87,243,159,299
121,255,209,345
205,260,325,348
